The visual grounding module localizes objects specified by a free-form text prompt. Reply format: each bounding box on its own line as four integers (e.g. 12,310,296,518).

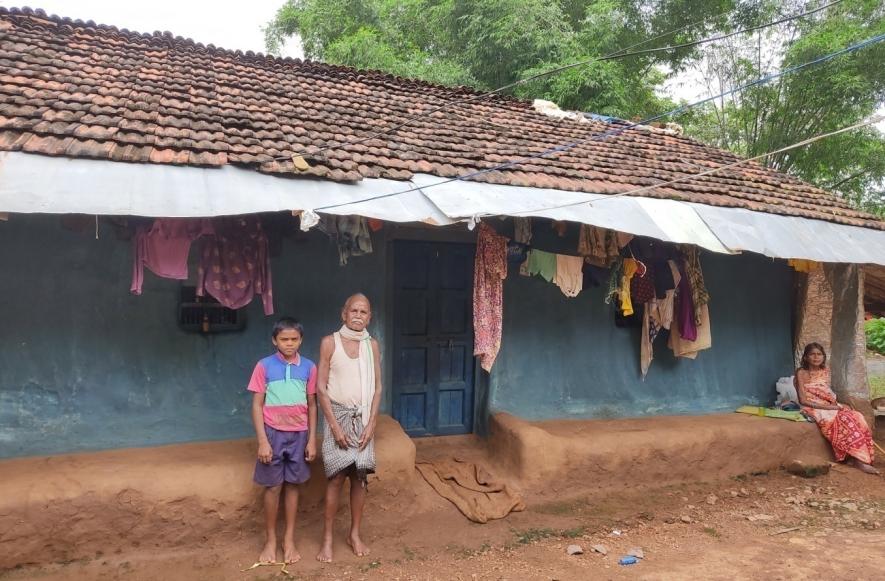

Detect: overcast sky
0,0,302,57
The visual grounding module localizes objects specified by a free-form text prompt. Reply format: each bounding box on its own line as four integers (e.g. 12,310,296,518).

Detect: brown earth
3,413,884,580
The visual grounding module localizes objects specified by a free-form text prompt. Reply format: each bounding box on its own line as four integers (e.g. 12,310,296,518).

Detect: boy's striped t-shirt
247,352,317,431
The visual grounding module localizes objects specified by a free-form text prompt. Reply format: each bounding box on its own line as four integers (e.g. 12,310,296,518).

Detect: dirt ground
4,452,885,581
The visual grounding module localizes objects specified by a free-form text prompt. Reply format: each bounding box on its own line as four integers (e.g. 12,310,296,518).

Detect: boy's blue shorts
253,426,311,487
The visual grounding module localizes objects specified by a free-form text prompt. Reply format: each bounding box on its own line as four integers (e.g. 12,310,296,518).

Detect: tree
680,0,885,215
265,0,885,214
264,0,732,118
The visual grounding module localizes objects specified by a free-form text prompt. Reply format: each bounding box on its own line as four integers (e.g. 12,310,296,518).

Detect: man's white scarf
337,324,375,424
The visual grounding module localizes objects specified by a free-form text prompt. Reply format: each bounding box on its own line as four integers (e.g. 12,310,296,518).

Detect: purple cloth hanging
676,261,697,341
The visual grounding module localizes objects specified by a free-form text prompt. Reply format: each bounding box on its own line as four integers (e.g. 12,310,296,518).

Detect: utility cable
309,32,884,214
279,0,843,163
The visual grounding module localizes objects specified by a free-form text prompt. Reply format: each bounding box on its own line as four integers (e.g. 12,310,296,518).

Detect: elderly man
316,293,383,562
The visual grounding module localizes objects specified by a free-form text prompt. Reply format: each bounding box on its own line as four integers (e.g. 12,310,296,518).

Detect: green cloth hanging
526,249,556,282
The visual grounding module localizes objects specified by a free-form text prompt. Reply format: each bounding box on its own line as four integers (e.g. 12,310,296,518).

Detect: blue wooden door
393,241,475,436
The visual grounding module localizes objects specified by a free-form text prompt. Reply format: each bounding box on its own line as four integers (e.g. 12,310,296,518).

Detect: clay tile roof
0,6,882,230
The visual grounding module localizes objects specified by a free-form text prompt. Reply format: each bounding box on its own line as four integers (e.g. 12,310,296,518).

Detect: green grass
703,527,720,538
358,560,381,573
869,375,885,401
512,526,586,544
513,527,557,544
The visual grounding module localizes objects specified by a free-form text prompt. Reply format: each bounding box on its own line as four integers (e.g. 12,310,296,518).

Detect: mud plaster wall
792,264,869,401
490,223,795,419
0,214,388,459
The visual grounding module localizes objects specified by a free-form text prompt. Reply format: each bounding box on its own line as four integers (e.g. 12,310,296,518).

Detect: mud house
1,6,884,464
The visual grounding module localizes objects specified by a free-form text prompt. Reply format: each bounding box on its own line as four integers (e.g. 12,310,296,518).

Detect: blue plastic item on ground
619,556,638,565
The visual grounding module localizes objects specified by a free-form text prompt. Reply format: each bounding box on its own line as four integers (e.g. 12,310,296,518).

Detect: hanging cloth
525,249,557,282
674,261,697,341
788,259,820,273
554,254,583,297
473,223,508,372
196,216,274,315
514,217,532,245
131,218,213,295
620,258,638,316
578,225,632,267
659,260,681,330
630,262,656,304
668,302,712,359
335,215,373,265
641,301,664,378
605,256,624,305
682,246,710,325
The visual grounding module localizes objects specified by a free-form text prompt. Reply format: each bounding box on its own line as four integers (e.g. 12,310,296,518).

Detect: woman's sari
801,368,874,464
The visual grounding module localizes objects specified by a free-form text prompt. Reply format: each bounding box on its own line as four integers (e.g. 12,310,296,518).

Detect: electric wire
278,0,843,162
309,32,885,214
506,116,884,217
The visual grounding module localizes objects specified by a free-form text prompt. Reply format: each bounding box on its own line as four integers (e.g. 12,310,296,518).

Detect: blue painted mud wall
490,225,795,419
0,215,795,458
0,215,387,458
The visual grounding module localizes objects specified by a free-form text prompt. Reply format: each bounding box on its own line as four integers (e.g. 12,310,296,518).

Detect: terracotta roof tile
0,6,881,230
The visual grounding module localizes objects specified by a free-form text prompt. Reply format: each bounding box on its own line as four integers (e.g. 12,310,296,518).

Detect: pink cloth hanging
131,218,213,295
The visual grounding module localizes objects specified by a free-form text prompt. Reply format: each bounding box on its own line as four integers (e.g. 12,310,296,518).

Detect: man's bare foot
283,540,301,564
850,457,880,475
258,540,277,564
347,533,370,557
316,539,333,563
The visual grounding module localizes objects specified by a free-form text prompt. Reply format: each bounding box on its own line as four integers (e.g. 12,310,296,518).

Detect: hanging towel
525,249,557,282
473,223,507,372
554,254,583,297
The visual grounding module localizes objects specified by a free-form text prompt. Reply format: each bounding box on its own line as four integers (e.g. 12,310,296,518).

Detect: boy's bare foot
316,539,333,563
347,533,370,557
259,540,277,564
283,540,301,564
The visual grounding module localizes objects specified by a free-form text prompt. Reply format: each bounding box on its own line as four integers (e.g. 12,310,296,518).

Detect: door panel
392,241,475,436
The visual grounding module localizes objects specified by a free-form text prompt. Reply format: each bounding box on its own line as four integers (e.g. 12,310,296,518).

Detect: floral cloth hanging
473,223,508,372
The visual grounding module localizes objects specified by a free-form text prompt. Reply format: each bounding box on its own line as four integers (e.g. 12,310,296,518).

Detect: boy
248,318,317,564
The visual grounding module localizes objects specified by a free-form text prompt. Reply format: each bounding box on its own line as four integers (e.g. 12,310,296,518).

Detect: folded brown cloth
416,458,526,524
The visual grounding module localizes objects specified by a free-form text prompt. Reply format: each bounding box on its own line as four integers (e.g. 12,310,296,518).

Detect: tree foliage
265,0,885,214
681,0,885,214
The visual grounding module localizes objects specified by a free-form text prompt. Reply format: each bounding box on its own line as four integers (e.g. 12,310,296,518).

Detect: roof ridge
0,6,525,108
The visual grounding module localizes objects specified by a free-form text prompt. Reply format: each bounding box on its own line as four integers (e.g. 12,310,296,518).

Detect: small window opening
178,286,245,333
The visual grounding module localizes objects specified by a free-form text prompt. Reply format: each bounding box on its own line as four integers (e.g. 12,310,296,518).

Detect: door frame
383,224,484,437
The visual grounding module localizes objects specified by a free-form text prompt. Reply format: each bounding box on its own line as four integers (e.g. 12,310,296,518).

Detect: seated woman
795,343,879,475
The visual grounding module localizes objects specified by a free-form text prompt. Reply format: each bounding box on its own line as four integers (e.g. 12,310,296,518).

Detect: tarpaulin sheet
2,153,884,265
